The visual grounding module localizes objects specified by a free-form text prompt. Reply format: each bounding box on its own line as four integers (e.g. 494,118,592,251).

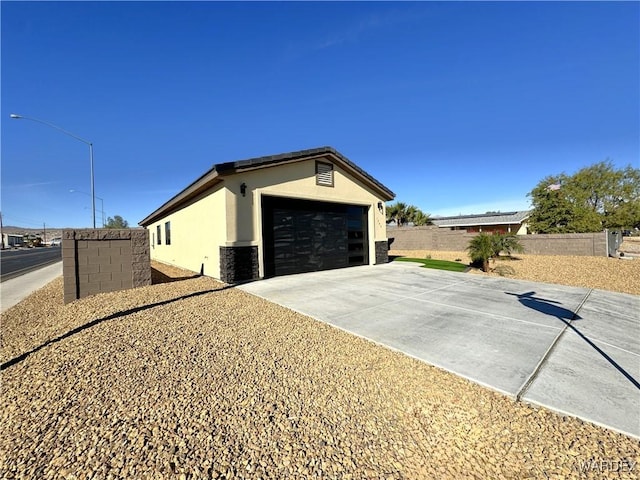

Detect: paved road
239,262,640,439
0,261,63,313
0,247,62,282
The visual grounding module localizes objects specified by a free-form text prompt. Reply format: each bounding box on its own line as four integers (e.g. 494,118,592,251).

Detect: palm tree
387,202,432,227
409,209,432,226
386,202,409,227
492,232,525,257
467,233,494,272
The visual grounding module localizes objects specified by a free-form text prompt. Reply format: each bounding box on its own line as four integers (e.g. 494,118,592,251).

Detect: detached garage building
139,147,395,283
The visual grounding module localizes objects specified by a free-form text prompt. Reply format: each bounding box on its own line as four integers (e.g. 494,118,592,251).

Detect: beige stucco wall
147,185,226,277
515,222,528,235
224,158,388,273
147,157,390,280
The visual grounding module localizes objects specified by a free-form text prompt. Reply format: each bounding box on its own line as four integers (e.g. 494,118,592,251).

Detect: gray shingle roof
432,211,531,228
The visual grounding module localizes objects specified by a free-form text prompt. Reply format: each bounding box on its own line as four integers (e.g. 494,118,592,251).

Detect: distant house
2,233,24,248
140,147,395,283
432,211,531,235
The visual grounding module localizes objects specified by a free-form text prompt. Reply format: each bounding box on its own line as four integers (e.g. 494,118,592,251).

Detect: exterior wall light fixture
240,183,247,197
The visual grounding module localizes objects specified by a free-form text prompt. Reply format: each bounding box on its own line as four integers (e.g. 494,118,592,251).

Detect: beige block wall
225,158,388,272
389,226,474,252
389,227,608,257
519,233,607,256
147,185,226,277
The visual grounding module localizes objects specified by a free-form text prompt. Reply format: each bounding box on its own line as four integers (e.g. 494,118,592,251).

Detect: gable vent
316,161,334,187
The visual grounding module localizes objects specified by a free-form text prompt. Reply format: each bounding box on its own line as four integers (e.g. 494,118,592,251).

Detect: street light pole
89,143,95,228
70,190,105,227
10,113,97,228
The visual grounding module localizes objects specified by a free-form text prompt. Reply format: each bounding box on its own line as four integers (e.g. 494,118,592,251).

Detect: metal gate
607,229,622,257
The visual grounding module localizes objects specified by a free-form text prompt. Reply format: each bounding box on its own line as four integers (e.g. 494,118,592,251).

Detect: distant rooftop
432,211,531,228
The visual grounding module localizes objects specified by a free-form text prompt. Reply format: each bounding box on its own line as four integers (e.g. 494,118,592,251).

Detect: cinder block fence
388,226,610,257
62,229,151,303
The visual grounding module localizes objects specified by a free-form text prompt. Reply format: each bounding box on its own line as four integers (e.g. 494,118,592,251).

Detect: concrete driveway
238,262,640,439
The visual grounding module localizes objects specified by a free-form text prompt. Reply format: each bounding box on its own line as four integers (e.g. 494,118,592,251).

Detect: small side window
316,161,334,187
165,221,171,246
157,225,162,245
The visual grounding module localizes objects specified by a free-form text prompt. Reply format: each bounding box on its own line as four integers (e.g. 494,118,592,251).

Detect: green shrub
467,232,524,272
466,233,494,272
492,232,525,257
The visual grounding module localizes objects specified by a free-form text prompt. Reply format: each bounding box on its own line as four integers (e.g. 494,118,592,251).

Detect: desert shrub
493,264,516,276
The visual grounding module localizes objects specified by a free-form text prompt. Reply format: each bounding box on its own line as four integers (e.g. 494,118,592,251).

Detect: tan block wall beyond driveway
63,229,151,303
388,227,608,257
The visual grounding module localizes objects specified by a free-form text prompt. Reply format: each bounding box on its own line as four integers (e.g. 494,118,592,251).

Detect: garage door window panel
347,206,368,266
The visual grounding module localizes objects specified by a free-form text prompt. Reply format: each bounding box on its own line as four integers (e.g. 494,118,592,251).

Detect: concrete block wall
388,226,475,252
388,226,608,257
519,233,607,256
63,229,151,303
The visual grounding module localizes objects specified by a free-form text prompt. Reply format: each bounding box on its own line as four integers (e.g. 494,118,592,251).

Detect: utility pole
0,211,4,250
43,222,47,245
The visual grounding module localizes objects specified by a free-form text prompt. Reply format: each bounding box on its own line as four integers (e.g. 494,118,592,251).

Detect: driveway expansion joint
515,288,594,401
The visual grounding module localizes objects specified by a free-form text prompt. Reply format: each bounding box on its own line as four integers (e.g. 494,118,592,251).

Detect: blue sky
2,1,638,228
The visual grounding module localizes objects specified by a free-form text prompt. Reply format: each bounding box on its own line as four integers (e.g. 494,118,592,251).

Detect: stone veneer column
375,240,389,264
219,246,259,283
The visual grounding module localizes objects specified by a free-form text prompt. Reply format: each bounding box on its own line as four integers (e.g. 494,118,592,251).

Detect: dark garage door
262,196,368,277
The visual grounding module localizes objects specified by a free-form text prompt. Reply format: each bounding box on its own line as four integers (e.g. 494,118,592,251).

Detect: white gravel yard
1,263,639,479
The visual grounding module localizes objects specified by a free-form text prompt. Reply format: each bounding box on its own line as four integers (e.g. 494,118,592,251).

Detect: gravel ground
620,237,640,254
1,262,639,479
389,246,640,295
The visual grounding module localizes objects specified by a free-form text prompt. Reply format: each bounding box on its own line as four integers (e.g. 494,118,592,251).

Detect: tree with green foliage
386,202,431,226
528,161,640,233
105,215,130,229
527,174,575,233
